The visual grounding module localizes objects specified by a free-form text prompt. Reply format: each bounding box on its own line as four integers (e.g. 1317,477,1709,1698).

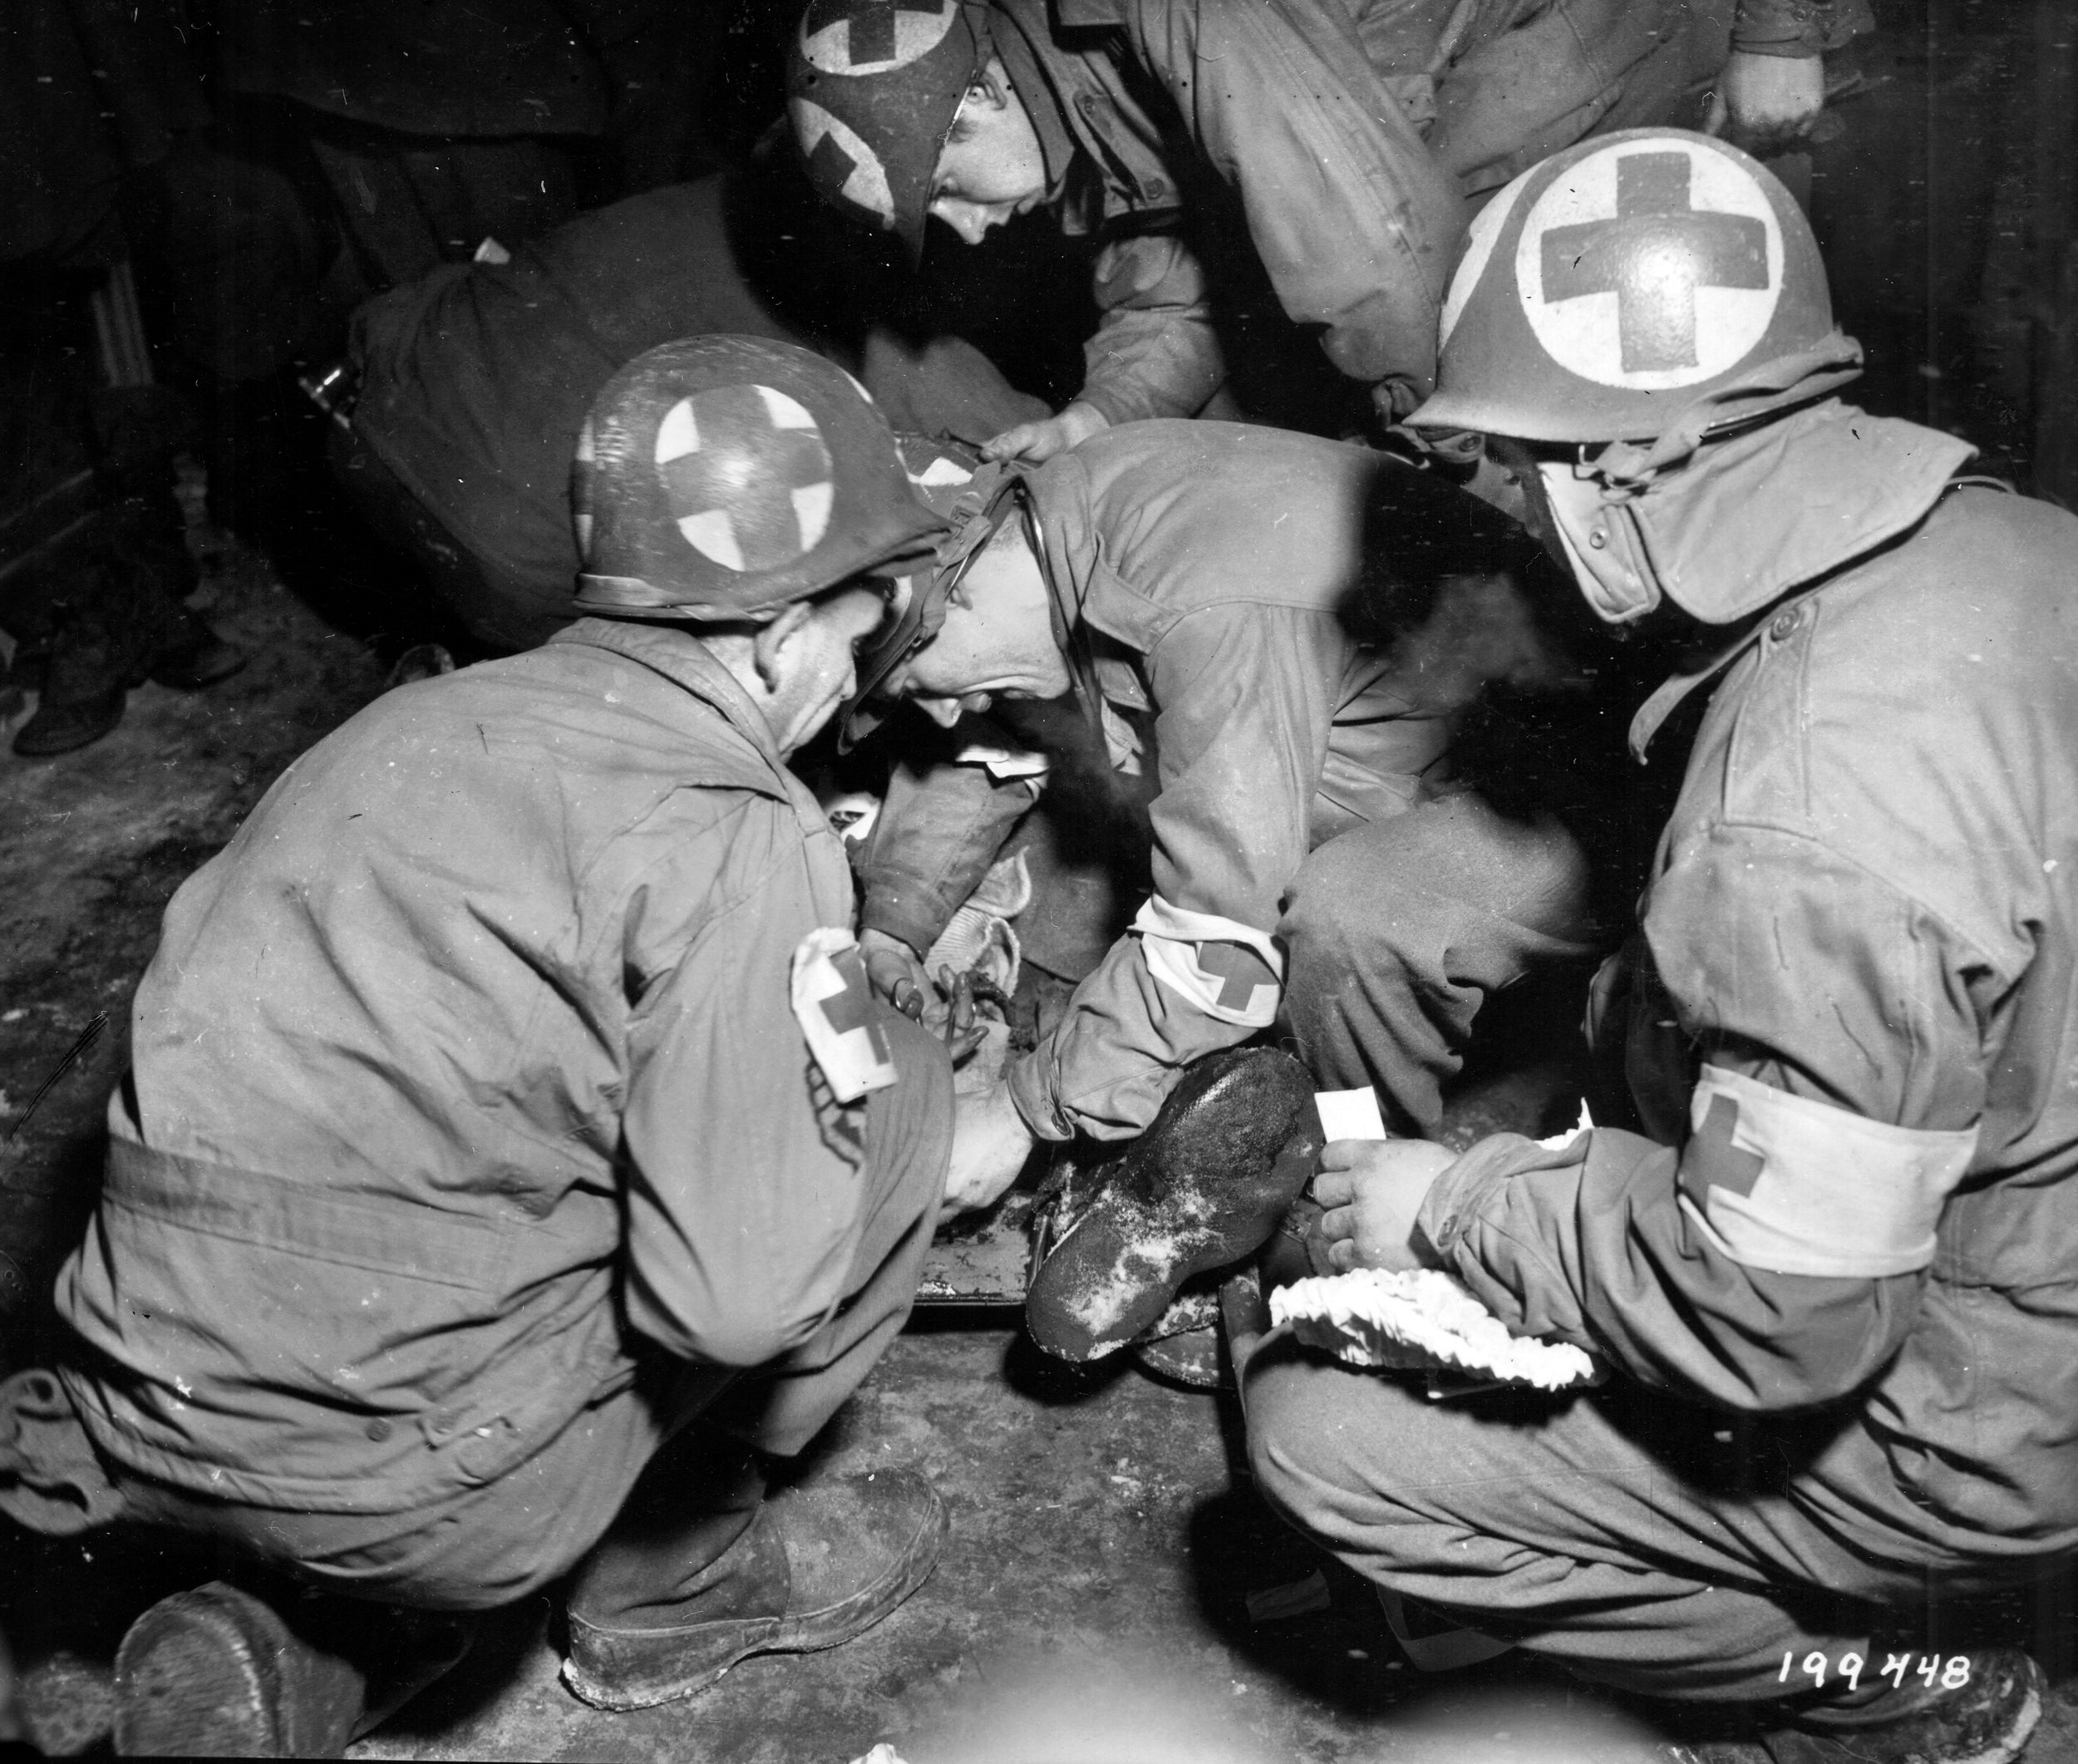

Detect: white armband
1131,896,1283,1029
790,928,898,1103
1677,1064,1977,1278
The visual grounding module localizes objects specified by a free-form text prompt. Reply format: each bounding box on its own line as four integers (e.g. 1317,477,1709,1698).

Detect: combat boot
562,1464,946,1712
1024,1047,1320,1362
112,1580,475,1757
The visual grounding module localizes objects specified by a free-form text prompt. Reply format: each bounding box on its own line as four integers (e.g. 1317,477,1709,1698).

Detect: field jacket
865,420,1498,1139
56,622,893,1513
1417,408,2078,1560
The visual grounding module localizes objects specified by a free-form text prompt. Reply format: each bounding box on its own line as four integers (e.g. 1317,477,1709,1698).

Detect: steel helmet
1406,130,1840,444
785,0,987,261
571,336,945,621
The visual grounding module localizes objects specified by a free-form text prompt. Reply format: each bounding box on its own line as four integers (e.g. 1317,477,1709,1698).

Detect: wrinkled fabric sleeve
858,328,1051,446
1120,0,1467,407
1077,233,1229,426
1730,0,1874,57
618,800,869,1367
1011,602,1340,1140
1412,826,1987,1412
859,718,1044,957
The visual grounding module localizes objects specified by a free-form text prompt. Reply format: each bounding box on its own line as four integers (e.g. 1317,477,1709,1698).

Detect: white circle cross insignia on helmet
1516,139,1782,392
571,417,598,559
800,0,958,76
654,386,836,574
787,98,898,229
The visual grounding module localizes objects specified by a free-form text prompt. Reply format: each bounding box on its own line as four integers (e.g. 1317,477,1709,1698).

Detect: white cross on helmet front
1407,130,1839,444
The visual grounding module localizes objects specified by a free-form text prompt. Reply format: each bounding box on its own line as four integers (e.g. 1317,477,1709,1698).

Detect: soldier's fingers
945,1026,986,1062
1327,1238,1357,1273
1319,1204,1356,1242
892,980,924,1021
1312,1171,1354,1210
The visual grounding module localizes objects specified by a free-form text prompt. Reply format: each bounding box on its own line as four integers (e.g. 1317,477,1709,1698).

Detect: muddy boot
1024,1047,1321,1363
11,578,147,756
563,1461,946,1712
112,1580,475,1757
147,596,249,691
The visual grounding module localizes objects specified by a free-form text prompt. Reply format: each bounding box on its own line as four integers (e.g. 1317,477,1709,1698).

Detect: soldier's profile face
928,69,1046,243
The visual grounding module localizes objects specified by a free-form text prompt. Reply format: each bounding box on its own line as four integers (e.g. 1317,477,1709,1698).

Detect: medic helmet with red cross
1406,130,1837,443
571,336,946,621
786,0,987,261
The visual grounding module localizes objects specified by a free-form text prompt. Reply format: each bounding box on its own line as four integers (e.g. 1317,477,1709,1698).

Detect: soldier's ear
752,600,818,692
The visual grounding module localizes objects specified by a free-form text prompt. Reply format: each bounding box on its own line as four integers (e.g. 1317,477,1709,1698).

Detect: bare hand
981,401,1110,465
859,929,946,1032
1706,52,1826,157
1313,1139,1458,1274
945,1077,1037,1214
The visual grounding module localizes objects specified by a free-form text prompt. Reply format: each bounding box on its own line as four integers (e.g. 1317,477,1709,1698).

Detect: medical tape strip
1677,1062,1978,1278
953,741,1052,785
1130,896,1283,1029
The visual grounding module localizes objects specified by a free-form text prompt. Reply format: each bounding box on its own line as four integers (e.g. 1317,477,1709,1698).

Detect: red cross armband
790,927,899,1104
1675,1065,1979,1278
1130,897,1283,1030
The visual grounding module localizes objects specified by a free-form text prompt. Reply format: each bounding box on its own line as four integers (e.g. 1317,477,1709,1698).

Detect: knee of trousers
1242,1335,1430,1540
1281,829,1459,1010
865,1013,956,1204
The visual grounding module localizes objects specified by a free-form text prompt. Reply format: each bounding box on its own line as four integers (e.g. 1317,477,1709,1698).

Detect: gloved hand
1706,51,1827,157
981,400,1110,465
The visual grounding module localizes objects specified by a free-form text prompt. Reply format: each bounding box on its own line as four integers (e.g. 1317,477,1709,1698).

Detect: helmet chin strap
1536,334,1871,626
1538,461,1662,624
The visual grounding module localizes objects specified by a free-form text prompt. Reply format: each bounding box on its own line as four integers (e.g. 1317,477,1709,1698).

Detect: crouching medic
0,338,991,1752
1243,130,2076,1764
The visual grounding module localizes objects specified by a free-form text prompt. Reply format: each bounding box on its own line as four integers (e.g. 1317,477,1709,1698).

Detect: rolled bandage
1271,1267,1598,1391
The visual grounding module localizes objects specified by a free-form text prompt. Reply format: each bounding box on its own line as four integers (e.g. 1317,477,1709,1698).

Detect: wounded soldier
1245,130,2075,1764
848,417,1606,1357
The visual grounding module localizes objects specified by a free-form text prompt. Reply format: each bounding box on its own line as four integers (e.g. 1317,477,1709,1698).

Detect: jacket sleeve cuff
1077,378,1184,428
1413,1131,1549,1263
859,877,960,958
1731,0,1874,56
1007,1047,1074,1143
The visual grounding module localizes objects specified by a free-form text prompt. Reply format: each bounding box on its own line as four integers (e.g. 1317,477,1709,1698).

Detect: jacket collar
1018,456,1110,733
990,0,1081,204
549,618,792,782
1618,407,1974,756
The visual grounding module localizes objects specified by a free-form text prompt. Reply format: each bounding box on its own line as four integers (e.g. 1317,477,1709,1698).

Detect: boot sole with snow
1025,1047,1317,1362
